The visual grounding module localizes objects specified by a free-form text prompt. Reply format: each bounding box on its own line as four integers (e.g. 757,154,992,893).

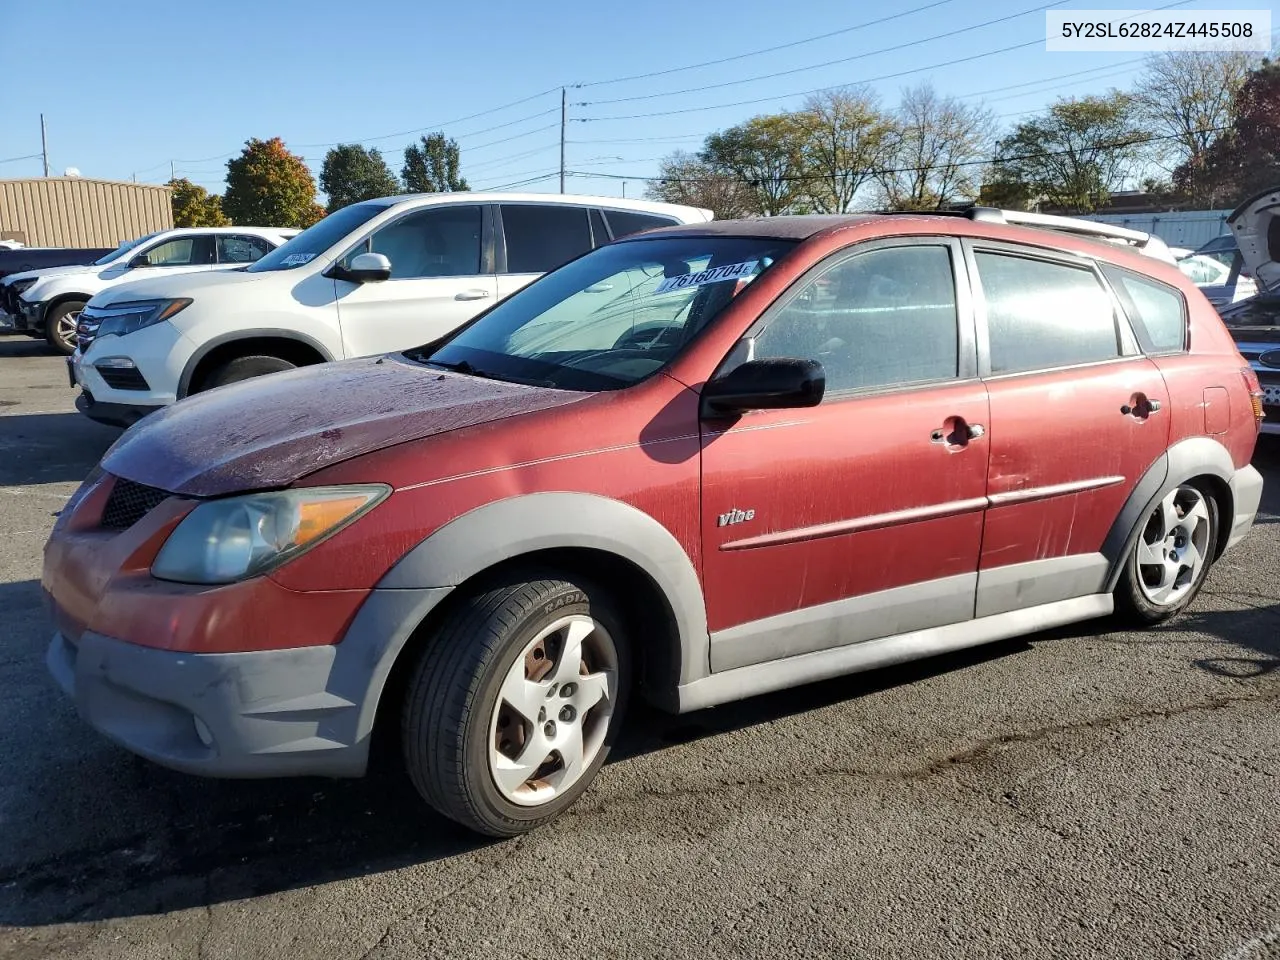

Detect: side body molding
378,492,711,700
1100,436,1236,592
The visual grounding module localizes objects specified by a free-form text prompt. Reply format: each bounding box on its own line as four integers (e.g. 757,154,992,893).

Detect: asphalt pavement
0,335,1277,960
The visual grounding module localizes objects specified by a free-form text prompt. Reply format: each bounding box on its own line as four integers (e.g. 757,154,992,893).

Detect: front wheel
1115,483,1218,625
401,574,629,837
44,300,85,356
197,354,296,392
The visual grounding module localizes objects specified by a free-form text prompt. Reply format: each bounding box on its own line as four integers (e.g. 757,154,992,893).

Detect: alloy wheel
488,614,618,807
56,310,80,351
1135,485,1212,606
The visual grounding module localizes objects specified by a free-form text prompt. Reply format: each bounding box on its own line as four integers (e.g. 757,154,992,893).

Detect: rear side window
753,244,959,394
1102,266,1187,353
603,209,678,239
501,205,593,274
975,252,1119,374
217,235,275,264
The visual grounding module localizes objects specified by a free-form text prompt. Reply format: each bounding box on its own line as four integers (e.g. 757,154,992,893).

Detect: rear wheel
197,354,296,392
401,573,629,837
44,300,85,356
1115,483,1218,625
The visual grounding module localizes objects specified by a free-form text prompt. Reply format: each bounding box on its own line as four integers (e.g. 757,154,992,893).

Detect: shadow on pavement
0,413,119,487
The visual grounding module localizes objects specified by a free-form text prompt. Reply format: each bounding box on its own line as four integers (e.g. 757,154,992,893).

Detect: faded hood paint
1228,187,1280,292
101,354,586,497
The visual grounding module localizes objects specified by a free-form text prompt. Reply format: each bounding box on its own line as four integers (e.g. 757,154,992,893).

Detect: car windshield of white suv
93,233,158,266
414,235,797,391
246,203,385,273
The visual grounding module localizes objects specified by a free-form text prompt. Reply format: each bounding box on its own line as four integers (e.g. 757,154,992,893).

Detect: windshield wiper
423,358,493,379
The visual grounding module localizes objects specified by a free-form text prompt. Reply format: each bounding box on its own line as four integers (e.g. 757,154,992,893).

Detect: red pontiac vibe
43,210,1265,836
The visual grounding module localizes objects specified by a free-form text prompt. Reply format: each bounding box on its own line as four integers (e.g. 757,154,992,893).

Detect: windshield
93,233,157,266
415,236,796,391
246,203,386,273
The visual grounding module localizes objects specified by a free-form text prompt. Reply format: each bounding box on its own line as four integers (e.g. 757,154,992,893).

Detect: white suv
69,193,712,427
7,226,299,355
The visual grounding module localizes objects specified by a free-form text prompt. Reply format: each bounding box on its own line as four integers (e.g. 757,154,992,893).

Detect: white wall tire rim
1136,485,1211,606
488,614,618,807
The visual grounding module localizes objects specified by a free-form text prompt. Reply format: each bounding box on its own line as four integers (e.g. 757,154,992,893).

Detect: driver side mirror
702,358,825,416
344,252,392,283
128,253,151,268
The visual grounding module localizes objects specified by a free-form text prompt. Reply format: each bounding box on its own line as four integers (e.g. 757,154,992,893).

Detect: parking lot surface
0,337,1277,960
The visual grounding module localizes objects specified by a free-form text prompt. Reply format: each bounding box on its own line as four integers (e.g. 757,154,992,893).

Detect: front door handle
455,289,491,301
931,418,985,449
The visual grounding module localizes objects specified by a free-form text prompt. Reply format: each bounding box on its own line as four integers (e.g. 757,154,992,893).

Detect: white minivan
70,193,712,426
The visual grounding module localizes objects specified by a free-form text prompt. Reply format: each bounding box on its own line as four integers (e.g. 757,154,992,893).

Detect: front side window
343,205,483,279
417,236,796,391
604,209,678,240
502,205,593,274
140,236,204,267
1103,266,1187,353
976,251,1120,374
752,244,960,394
217,235,275,264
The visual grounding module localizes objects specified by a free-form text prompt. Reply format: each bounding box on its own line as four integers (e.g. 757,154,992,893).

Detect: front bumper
75,388,162,428
45,586,453,779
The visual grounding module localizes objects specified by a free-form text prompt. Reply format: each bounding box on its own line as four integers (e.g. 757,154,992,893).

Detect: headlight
151,484,389,585
92,298,192,339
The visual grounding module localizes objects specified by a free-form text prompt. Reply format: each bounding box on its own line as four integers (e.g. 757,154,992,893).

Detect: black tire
44,300,85,356
401,573,631,837
1114,482,1219,626
197,354,296,392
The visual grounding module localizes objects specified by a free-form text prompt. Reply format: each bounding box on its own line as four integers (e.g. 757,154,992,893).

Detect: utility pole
622,181,627,198
559,87,566,194
40,114,49,177
170,160,175,181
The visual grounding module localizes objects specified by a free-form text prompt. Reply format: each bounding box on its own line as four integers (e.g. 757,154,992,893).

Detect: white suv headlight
151,485,390,584
92,298,192,340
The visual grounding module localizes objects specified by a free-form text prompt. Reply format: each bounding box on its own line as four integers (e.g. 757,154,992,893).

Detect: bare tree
701,114,809,215
645,151,758,219
795,86,895,213
877,83,996,210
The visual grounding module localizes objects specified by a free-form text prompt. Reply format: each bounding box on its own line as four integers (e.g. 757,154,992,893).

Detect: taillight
1242,366,1265,429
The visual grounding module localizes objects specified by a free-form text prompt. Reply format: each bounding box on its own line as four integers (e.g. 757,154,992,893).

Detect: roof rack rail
961,206,1176,263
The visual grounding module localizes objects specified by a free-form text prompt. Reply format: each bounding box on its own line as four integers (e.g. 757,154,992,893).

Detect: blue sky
0,0,1273,202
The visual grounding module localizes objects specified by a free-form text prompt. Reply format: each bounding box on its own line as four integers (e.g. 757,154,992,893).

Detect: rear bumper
45,585,453,779
1226,463,1265,552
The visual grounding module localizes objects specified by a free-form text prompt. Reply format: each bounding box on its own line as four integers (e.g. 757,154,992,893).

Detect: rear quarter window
1102,266,1187,353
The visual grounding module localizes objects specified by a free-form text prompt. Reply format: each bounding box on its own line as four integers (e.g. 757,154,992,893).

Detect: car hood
3,263,96,286
92,267,271,305
1227,186,1280,291
101,354,586,497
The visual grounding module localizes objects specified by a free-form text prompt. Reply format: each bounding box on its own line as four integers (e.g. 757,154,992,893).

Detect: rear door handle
455,289,491,301
931,418,985,448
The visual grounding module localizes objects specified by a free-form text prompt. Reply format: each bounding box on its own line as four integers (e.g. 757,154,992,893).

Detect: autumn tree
319,144,400,212
167,177,230,227
701,114,808,215
990,93,1149,212
402,133,468,192
645,151,758,219
877,84,995,210
222,137,322,227
1135,49,1257,202
1173,59,1280,206
795,87,894,213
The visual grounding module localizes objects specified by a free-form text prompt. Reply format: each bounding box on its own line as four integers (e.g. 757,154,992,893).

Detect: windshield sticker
281,253,316,266
655,260,759,294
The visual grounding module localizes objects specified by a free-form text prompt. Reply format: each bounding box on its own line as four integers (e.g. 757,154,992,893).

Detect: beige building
0,177,172,248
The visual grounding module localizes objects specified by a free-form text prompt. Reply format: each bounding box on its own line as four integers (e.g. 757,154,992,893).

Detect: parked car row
0,227,300,354
40,197,1265,836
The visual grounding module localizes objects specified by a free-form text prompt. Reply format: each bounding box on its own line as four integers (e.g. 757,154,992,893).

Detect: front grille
96,366,149,391
101,477,170,530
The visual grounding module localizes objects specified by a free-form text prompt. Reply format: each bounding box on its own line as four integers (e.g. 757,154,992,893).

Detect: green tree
167,177,230,227
402,133,468,192
991,92,1148,212
701,114,808,215
645,150,758,219
319,144,400,212
222,137,321,227
1173,59,1280,206
878,84,995,210
795,87,894,213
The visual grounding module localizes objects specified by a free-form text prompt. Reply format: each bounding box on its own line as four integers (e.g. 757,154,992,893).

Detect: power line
577,0,1068,108
0,153,43,165
569,126,1229,184
574,0,958,89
